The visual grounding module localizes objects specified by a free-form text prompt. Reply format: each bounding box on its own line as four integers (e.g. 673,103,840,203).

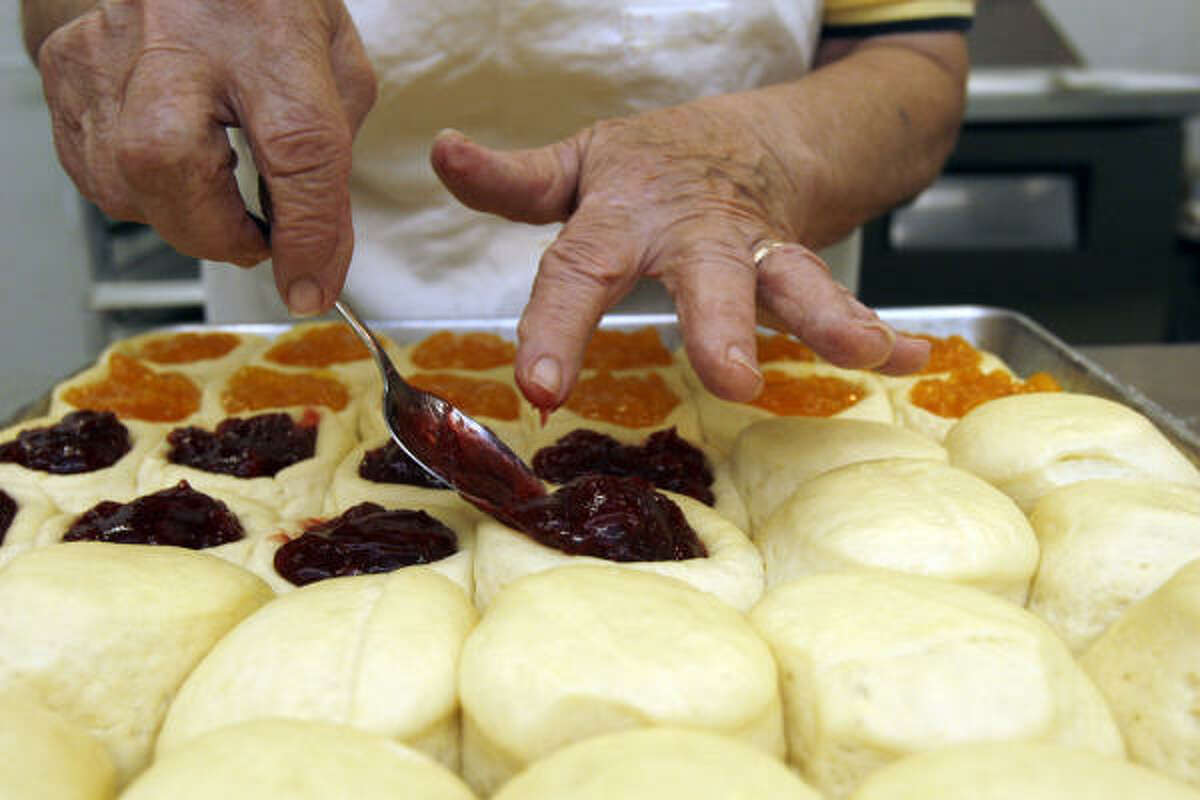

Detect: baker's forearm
20,0,96,61
712,30,968,250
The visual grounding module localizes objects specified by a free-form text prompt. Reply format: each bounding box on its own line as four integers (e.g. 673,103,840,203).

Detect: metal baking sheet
7,305,1199,468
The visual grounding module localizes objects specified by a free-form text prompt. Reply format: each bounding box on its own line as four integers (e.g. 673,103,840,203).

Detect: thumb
430,129,581,225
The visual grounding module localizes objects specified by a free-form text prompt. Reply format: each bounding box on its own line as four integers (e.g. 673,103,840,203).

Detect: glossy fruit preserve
63,481,245,549
273,503,458,586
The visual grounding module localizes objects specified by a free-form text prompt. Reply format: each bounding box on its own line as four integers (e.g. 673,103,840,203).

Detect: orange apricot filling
138,332,241,364
750,370,864,417
264,324,369,368
63,354,201,422
407,372,520,421
411,331,516,370
222,366,350,413
756,333,816,363
565,371,680,428
910,333,982,374
583,327,673,370
910,366,1062,418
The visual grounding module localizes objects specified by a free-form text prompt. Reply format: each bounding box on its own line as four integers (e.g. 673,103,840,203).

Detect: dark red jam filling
0,490,15,545
63,480,244,549
0,410,131,474
274,503,458,586
357,441,446,489
167,411,319,478
508,474,706,562
532,428,715,506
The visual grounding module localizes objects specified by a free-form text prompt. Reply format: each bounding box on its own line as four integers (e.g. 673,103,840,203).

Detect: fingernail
860,320,897,368
529,356,562,399
435,128,466,143
727,343,763,386
286,276,324,317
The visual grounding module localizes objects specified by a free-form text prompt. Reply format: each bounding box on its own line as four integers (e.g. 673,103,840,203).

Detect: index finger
238,44,355,316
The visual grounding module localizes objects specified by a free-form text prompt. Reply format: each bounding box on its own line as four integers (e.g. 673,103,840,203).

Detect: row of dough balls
8,388,1198,638
5,547,1200,800
46,322,1030,461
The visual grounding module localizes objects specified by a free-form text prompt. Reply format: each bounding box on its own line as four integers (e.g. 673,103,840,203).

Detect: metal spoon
333,300,547,521
239,161,546,520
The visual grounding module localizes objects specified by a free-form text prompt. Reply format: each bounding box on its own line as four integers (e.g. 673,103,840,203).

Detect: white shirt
203,0,859,323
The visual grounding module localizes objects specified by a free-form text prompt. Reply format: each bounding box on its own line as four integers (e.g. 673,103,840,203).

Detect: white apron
203,0,858,323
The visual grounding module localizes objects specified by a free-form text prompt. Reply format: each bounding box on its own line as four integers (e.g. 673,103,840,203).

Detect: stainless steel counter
966,68,1200,122
1078,344,1200,438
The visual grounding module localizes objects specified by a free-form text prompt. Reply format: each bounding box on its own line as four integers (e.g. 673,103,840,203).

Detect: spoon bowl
334,300,546,521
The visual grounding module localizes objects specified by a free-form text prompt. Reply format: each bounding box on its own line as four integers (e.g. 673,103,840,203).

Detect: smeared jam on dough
358,441,446,489
0,490,15,544
0,410,131,474
407,372,520,421
911,366,1062,418
63,481,244,548
509,474,706,562
756,332,816,363
750,371,864,417
138,332,241,364
273,503,458,586
63,354,201,422
583,327,673,370
167,411,319,478
533,428,714,505
264,324,369,367
912,333,982,374
222,366,350,413
411,331,515,370
565,371,680,428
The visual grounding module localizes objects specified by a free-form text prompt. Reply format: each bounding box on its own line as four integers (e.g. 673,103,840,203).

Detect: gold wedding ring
750,240,790,270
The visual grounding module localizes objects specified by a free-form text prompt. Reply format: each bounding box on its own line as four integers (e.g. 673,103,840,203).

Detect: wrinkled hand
35,0,376,314
431,103,929,410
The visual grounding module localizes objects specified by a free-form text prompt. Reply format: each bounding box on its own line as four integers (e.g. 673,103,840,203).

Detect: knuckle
114,112,195,179
541,236,628,294
255,115,352,181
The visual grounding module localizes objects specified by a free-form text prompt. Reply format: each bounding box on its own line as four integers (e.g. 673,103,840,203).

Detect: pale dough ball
1029,479,1200,652
0,481,58,569
945,393,1200,513
0,690,117,800
883,350,1013,443
850,741,1200,800
1081,558,1200,788
243,500,477,598
34,486,280,581
729,417,947,536
757,458,1038,605
49,356,205,426
202,364,361,433
750,571,1124,800
529,367,702,454
101,330,267,384
0,543,271,784
0,415,166,514
686,360,894,456
137,406,354,519
124,719,477,800
459,566,784,796
158,568,476,771
256,320,379,390
493,727,822,800
472,489,764,611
